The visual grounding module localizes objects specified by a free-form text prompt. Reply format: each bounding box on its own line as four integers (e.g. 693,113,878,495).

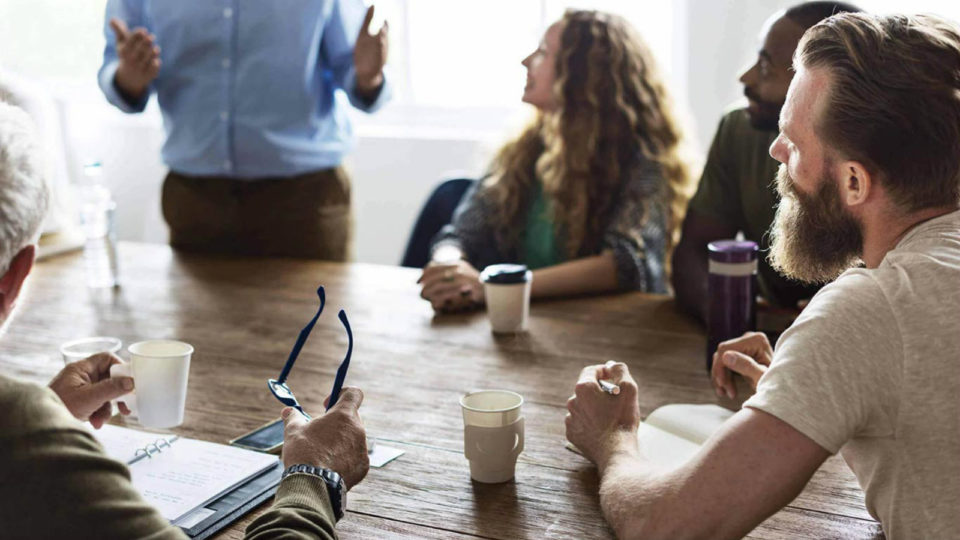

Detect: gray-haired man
0,102,369,539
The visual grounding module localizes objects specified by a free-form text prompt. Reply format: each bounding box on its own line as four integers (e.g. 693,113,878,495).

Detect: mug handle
511,417,525,458
109,362,137,414
464,417,524,460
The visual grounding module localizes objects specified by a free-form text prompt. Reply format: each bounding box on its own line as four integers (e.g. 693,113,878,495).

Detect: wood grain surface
0,243,884,539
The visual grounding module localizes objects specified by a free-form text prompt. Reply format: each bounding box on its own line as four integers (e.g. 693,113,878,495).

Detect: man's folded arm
599,407,830,540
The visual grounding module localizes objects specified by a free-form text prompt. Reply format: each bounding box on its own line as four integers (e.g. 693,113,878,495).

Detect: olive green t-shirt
688,108,819,308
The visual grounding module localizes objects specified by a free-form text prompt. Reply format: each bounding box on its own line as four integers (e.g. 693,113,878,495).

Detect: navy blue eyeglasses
268,286,354,419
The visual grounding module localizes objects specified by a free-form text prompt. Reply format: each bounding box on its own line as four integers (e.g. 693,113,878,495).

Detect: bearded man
566,12,960,540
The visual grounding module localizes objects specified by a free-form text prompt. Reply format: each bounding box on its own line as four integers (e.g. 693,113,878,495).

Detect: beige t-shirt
745,209,960,539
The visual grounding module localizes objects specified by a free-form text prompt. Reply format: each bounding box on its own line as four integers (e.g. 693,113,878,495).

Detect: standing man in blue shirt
98,1,390,259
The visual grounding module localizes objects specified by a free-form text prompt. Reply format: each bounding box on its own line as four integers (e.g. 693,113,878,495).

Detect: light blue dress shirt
98,0,391,179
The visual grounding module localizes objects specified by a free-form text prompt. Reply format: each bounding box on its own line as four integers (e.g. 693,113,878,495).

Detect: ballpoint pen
599,379,620,395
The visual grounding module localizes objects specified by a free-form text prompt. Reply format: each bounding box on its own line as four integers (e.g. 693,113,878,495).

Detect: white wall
344,128,494,263
682,0,794,148
59,95,168,245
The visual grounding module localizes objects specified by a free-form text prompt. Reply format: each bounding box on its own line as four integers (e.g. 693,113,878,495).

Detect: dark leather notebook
181,462,283,539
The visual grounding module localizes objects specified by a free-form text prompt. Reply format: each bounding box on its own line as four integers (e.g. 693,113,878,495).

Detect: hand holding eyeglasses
280,387,369,490
265,285,368,488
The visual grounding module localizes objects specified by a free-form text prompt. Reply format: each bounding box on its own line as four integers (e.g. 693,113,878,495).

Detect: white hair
0,102,49,274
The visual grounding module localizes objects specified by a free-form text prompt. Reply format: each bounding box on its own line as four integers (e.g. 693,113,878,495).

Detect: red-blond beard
768,164,864,284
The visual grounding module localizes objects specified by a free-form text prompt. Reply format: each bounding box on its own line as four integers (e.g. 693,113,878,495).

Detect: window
4,0,960,134
858,0,960,16
0,0,107,86
0,0,676,135
360,0,677,133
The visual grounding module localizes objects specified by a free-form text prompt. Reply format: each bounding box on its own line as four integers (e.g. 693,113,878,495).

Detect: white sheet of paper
643,404,735,445
129,438,278,521
566,403,735,471
634,423,703,469
92,425,279,521
93,423,177,464
369,444,404,468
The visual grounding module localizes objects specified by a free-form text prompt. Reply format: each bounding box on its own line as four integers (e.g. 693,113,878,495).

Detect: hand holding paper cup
460,390,525,483
479,264,532,334
110,340,193,429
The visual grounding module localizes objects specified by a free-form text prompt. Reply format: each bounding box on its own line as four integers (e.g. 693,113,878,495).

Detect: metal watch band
282,464,346,521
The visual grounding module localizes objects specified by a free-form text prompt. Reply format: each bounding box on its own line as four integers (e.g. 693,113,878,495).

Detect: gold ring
443,269,455,281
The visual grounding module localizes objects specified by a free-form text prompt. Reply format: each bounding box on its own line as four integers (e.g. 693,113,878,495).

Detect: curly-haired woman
419,10,693,312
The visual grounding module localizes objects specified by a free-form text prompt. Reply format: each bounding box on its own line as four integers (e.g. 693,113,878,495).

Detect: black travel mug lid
479,264,531,284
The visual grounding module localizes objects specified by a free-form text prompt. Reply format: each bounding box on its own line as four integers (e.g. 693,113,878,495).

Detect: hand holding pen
565,360,642,470
599,379,620,395
598,359,623,395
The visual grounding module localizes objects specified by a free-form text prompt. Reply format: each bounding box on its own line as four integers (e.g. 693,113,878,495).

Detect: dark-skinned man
672,2,861,324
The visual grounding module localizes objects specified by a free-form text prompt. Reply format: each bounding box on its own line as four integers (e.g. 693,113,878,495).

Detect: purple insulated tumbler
706,240,758,372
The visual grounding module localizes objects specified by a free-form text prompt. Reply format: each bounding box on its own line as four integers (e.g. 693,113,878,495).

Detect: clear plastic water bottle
78,161,120,288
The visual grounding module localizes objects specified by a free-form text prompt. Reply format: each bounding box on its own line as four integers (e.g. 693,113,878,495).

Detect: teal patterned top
522,182,564,270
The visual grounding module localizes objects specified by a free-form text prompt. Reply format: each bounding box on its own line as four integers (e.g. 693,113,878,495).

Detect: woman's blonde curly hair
481,9,693,260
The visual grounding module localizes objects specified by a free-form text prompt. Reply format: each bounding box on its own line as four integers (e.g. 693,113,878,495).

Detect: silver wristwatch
282,464,347,521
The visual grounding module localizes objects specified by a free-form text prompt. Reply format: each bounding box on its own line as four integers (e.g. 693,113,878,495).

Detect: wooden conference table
1,243,884,539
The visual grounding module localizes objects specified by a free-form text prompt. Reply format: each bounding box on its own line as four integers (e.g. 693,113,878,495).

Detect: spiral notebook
93,424,281,534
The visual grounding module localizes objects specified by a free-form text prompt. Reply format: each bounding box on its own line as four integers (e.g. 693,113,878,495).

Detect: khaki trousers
161,167,352,260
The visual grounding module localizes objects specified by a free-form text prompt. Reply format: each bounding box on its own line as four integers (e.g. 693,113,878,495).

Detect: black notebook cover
180,462,283,539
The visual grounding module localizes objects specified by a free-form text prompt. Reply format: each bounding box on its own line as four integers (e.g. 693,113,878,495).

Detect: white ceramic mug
480,265,532,334
460,390,525,483
110,340,193,429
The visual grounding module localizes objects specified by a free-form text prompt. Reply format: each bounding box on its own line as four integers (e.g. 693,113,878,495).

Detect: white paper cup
460,390,525,483
110,340,193,429
60,336,122,364
480,265,532,334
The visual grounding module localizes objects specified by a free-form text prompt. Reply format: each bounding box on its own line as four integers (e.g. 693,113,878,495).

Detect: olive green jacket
0,375,337,540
